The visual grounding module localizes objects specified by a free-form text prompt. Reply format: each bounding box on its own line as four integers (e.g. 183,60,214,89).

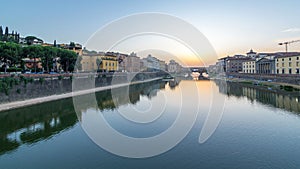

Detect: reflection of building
275,53,300,74
214,80,300,113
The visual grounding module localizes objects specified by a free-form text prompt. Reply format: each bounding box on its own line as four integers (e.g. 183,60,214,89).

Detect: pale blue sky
1,0,300,59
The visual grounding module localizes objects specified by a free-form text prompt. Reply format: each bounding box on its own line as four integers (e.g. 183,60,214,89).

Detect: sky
1,0,300,66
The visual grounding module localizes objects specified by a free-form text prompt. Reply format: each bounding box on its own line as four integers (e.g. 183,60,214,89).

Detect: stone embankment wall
0,72,165,104
227,73,300,85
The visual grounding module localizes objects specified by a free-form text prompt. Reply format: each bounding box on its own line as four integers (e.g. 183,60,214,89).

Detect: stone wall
227,73,300,85
0,72,166,104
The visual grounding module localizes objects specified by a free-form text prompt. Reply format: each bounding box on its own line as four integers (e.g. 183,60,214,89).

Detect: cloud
282,28,300,33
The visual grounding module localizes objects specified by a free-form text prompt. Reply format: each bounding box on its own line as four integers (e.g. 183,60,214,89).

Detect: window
282,63,284,67
277,63,279,67
289,58,291,61
289,62,292,67
282,58,284,61
282,69,285,74
277,69,279,74
297,62,299,67
297,57,299,60
289,68,292,74
296,68,300,74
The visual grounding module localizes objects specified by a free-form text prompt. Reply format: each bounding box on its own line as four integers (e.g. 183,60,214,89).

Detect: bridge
188,67,208,74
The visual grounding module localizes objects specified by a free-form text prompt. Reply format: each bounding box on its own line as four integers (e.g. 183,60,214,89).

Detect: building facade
276,53,300,74
123,52,141,72
242,59,256,73
226,56,250,73
81,53,118,72
256,56,275,74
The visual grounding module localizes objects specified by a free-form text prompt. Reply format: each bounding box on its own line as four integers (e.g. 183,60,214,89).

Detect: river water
0,79,300,169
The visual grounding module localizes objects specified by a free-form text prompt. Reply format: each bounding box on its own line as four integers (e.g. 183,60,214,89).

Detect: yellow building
276,54,300,74
81,54,118,72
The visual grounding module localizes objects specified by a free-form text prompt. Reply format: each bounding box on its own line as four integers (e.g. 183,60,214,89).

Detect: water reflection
0,99,77,155
0,80,171,155
214,80,300,113
1,78,299,158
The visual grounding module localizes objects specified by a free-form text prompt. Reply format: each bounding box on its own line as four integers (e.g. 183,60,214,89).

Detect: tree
96,57,102,72
0,26,3,41
42,46,57,72
3,26,8,41
22,45,44,73
69,42,75,47
57,49,77,72
0,42,22,73
25,36,37,45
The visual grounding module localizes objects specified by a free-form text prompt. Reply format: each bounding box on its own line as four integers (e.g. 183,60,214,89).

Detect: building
226,55,250,73
59,43,83,56
216,56,228,73
123,52,141,72
22,58,43,70
246,49,257,58
159,60,166,71
142,55,160,71
242,59,256,73
81,52,118,72
275,53,300,74
168,60,181,73
256,55,276,74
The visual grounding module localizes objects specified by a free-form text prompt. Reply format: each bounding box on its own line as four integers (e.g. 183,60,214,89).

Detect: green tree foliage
0,42,22,73
57,48,78,72
0,42,80,73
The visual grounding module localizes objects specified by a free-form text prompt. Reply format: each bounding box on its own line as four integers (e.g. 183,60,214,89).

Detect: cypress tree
4,26,8,41
0,26,3,41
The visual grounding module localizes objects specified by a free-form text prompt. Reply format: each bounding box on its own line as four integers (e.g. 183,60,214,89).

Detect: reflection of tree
0,138,19,155
95,80,167,110
214,80,300,114
0,80,168,155
0,98,77,155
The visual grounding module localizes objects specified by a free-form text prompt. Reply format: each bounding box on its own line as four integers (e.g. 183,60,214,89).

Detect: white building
142,55,160,71
243,59,256,73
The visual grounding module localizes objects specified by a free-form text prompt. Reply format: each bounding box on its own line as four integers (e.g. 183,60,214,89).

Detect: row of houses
209,49,300,75
80,51,184,73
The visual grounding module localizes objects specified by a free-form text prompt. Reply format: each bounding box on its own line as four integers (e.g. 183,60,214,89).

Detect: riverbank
0,77,162,112
211,77,300,94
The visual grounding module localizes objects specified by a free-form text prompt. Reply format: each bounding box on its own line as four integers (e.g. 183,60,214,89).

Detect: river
0,79,300,169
